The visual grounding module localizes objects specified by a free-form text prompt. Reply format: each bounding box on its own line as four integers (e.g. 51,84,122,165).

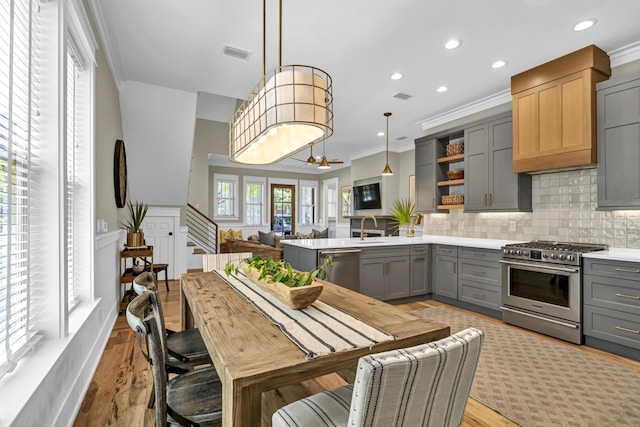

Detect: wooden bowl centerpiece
226,256,331,309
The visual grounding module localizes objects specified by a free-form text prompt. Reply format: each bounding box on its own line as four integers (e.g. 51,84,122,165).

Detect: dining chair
272,327,484,427
133,272,212,372
133,272,212,409
127,290,223,426
202,252,253,272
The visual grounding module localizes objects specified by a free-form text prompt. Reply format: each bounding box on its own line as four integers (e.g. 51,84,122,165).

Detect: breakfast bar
180,271,450,427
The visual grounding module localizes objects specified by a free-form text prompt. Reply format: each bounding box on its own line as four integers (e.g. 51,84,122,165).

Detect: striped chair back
202,252,253,272
349,327,484,426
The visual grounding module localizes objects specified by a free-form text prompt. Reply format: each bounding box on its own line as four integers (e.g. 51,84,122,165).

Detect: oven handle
499,260,579,274
500,306,579,329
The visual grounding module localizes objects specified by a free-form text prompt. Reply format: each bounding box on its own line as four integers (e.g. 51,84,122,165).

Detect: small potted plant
389,198,416,237
122,201,148,247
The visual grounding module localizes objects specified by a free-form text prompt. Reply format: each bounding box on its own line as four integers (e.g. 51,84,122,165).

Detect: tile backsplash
423,168,640,248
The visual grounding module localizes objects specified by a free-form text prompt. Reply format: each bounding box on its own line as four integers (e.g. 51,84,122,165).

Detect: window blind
65,42,79,311
0,0,41,378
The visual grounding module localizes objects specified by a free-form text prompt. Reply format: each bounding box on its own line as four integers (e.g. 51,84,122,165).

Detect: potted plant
122,201,148,247
225,255,332,309
389,198,416,237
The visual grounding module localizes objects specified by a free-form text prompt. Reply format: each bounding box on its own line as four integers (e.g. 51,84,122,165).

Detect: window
64,34,92,312
0,0,41,378
213,174,238,219
244,176,265,225
299,180,318,225
0,0,96,380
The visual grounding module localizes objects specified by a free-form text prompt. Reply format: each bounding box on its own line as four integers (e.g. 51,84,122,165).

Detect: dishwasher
318,249,361,293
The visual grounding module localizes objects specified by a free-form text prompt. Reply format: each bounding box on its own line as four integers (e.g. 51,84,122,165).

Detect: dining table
180,271,450,427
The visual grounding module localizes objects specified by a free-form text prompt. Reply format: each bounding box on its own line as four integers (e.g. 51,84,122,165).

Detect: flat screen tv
353,183,382,210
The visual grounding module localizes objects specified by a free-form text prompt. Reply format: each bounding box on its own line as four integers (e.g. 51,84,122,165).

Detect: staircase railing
186,203,218,254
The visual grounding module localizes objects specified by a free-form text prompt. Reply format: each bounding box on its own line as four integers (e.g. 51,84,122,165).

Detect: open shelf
438,179,464,187
437,204,464,210
437,153,465,164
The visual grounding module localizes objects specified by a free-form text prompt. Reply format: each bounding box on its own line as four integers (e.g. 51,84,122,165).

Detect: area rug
412,307,640,427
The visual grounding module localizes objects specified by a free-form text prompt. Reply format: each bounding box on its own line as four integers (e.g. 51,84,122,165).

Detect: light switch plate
509,220,516,232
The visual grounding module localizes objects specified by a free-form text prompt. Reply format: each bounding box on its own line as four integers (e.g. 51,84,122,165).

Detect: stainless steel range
500,240,607,344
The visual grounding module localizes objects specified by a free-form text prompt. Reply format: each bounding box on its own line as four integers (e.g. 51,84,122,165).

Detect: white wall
119,81,197,206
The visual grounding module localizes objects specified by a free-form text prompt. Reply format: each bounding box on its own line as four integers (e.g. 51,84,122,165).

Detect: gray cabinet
283,245,319,272
410,244,431,296
596,72,640,209
359,246,410,300
457,247,501,311
414,138,444,213
464,115,532,212
583,258,640,359
432,245,458,299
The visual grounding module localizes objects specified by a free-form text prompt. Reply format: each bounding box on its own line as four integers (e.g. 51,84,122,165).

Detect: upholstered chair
272,327,484,427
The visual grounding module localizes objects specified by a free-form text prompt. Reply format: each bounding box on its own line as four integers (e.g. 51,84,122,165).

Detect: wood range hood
511,45,611,173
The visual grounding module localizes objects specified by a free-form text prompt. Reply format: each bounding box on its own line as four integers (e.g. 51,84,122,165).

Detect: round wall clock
113,139,127,208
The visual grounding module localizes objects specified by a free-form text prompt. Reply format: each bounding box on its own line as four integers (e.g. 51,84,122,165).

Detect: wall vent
223,45,252,61
393,92,412,100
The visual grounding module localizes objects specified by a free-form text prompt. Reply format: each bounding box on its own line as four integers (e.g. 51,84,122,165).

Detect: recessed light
390,72,403,80
377,131,385,137
444,39,461,50
573,18,597,31
436,86,448,93
492,60,507,69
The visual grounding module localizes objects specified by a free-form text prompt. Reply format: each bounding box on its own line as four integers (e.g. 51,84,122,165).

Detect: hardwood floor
74,281,639,426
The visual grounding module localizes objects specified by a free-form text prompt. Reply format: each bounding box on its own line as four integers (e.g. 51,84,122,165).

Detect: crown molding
87,0,124,89
416,89,512,133
609,40,640,67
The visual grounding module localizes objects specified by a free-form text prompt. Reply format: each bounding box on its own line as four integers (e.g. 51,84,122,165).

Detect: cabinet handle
472,292,486,298
484,194,487,206
615,292,640,300
441,248,452,253
432,197,435,208
453,262,457,274
473,253,486,257
472,269,486,274
615,268,640,273
489,193,492,206
615,326,640,335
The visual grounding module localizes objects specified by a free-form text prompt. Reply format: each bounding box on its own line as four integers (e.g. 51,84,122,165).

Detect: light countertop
282,236,640,263
280,235,523,251
582,248,640,263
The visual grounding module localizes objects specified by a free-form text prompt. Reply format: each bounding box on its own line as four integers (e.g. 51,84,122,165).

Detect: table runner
215,270,396,359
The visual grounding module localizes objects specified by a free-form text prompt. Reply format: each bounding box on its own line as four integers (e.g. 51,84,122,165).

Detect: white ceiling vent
393,92,412,100
223,45,252,61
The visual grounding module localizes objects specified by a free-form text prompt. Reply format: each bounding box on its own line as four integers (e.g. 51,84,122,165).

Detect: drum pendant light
229,0,334,164
381,112,393,176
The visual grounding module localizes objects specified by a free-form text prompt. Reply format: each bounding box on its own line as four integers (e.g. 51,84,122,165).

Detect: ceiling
89,0,640,172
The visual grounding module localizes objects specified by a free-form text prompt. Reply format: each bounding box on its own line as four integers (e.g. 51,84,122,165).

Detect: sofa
225,238,282,261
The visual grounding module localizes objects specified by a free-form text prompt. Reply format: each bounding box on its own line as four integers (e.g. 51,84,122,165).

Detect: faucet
360,214,378,240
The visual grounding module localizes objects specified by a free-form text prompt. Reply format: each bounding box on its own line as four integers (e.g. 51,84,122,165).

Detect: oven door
501,260,581,323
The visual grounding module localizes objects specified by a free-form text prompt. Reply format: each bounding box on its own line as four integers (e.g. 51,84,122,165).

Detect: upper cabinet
415,113,531,213
511,45,611,173
465,114,532,212
596,71,640,209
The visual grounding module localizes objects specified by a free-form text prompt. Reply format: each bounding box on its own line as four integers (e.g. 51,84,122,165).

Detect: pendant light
229,0,334,165
381,112,393,176
318,138,331,169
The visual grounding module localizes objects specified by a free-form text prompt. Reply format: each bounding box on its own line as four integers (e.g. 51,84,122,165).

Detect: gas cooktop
501,240,608,266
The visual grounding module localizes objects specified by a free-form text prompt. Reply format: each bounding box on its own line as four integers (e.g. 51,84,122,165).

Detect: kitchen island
282,235,521,310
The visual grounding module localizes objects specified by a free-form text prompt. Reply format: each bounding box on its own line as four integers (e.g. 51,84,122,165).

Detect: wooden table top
180,271,450,426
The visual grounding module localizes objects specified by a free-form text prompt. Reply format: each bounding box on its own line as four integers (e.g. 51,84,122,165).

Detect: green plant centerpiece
122,201,148,247
225,255,332,309
389,198,416,237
